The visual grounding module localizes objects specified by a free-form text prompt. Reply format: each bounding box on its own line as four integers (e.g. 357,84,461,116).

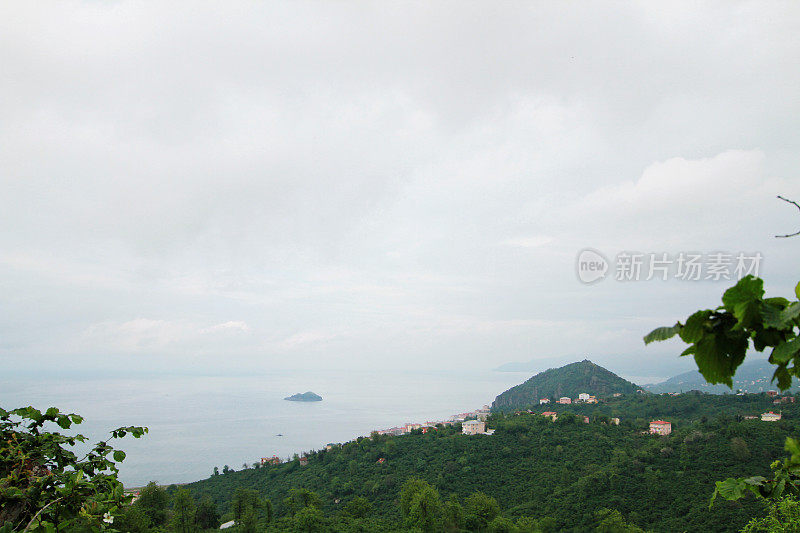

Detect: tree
136,481,169,527
231,488,261,524
443,495,465,531
399,477,432,518
285,488,321,516
113,504,150,533
741,497,800,532
213,466,219,476
170,488,195,533
593,508,644,532
293,505,325,532
194,496,220,530
488,516,516,532
464,491,500,529
407,485,443,532
240,505,258,533
731,437,751,461
0,406,147,531
342,496,371,519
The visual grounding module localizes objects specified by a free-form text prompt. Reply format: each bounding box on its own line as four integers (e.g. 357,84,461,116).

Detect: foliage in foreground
0,406,147,532
646,276,800,508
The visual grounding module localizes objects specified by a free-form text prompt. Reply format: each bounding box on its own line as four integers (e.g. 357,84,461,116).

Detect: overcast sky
2,2,799,380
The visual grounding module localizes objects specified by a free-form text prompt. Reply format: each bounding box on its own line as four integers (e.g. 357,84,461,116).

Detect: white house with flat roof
462,419,486,435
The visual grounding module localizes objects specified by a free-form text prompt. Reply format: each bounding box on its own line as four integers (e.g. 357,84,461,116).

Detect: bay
0,369,522,486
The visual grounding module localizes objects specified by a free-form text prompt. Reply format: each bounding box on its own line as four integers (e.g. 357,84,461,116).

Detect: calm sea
0,370,523,486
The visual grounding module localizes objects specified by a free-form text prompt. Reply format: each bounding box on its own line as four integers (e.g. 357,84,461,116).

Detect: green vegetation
492,360,640,410
0,406,147,532
647,276,800,507
181,392,798,532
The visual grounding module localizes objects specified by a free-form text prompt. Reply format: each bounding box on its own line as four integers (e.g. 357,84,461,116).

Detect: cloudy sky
2,2,799,380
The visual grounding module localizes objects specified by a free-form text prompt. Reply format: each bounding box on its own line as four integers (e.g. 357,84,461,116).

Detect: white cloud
1,3,799,374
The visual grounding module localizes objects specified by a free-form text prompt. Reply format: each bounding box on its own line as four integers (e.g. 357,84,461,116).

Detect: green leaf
795,281,800,301
782,302,800,325
113,450,126,462
722,276,764,311
711,478,750,507
56,416,71,429
680,310,712,343
761,303,785,329
643,324,681,344
692,330,748,387
771,338,800,364
773,365,793,391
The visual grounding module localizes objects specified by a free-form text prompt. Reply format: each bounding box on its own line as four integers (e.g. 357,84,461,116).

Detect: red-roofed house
541,411,558,421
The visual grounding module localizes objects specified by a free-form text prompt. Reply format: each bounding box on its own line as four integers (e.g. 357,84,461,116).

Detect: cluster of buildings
259,455,282,466
647,409,785,436
540,393,598,405
375,405,492,437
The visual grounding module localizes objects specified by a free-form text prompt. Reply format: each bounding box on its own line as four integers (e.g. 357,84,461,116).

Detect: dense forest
154,392,798,532
492,360,640,410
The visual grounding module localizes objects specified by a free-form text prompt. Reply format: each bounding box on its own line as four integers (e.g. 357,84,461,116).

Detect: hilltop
492,359,640,410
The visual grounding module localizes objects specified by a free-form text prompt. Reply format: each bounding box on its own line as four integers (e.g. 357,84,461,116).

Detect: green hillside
181,392,797,532
492,359,641,410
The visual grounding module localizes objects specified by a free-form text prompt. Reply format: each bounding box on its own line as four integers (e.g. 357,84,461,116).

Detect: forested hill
492,359,641,410
183,393,800,532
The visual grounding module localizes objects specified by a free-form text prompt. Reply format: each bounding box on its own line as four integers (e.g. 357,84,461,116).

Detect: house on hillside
462,420,487,435
299,456,309,466
557,397,572,405
261,456,281,466
586,396,598,403
767,390,779,398
761,411,782,422
649,420,672,435
612,393,622,397
578,393,590,402
541,411,558,421
539,398,550,404
610,417,620,425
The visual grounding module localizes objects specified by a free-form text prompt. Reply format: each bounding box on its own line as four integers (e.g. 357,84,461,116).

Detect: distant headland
284,391,323,402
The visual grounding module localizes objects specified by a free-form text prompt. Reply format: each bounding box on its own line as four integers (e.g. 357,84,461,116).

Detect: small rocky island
284,391,323,402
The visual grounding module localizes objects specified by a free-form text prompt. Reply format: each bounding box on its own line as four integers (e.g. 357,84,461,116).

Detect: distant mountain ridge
645,359,800,394
492,360,641,410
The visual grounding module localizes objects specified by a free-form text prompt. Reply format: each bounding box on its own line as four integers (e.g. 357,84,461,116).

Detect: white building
578,393,590,402
462,420,486,435
761,411,782,422
539,398,550,404
557,397,572,405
